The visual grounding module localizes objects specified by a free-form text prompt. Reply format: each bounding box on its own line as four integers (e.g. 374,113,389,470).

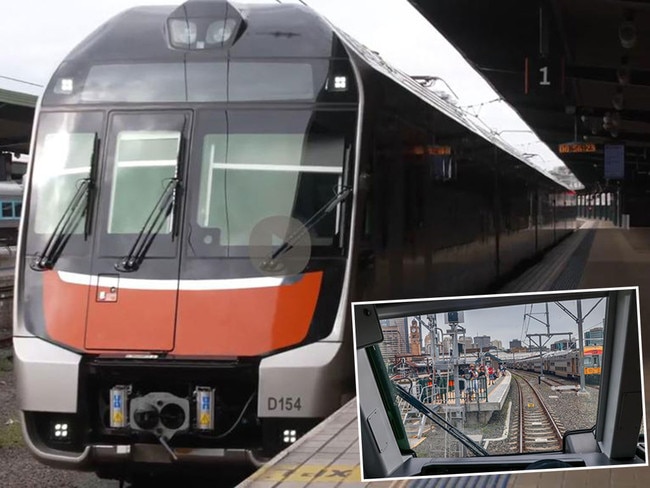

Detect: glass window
47,60,332,104
82,64,187,103
32,131,96,234
373,298,607,458
14,202,22,218
194,110,354,249
1,203,12,218
186,62,228,102
228,62,315,101
108,131,180,234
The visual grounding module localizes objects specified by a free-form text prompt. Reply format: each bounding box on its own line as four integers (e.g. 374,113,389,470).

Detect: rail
513,372,563,453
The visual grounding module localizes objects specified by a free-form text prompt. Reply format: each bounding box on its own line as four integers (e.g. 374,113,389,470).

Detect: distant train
14,0,577,483
0,180,23,245
512,345,602,384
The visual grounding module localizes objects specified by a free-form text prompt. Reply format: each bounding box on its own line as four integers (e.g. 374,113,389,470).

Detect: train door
84,111,190,351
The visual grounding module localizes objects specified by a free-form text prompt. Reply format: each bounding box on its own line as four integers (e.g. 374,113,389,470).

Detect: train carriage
13,0,576,481
0,180,23,245
513,346,602,383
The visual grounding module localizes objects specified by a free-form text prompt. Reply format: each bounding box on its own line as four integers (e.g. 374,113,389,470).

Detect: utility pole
451,321,461,407
577,301,586,394
554,298,604,395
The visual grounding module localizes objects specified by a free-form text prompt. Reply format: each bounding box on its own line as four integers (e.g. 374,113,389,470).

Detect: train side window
1,202,12,218
13,202,22,218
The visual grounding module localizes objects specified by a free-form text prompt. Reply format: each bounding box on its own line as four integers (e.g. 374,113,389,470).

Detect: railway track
513,372,563,453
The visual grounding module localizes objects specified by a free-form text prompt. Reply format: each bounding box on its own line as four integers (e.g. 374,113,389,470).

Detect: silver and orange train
13,0,577,481
512,345,603,384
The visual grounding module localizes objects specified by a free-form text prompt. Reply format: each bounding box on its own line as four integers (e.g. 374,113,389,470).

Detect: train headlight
283,429,297,444
334,76,347,90
327,75,348,92
206,19,238,45
50,421,71,443
167,1,245,51
54,423,68,438
168,19,198,47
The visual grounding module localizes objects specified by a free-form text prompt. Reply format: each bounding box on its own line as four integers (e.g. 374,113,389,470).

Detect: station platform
434,372,511,425
237,218,648,488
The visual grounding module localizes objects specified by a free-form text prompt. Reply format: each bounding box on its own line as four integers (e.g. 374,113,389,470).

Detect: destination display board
408,145,452,155
558,142,596,154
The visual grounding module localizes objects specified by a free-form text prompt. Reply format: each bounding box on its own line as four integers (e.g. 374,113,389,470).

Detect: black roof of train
62,1,337,64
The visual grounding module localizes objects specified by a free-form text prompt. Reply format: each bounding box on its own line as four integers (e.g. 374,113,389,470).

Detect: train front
13,0,360,476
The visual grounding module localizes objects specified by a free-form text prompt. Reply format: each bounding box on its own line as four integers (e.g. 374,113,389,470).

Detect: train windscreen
377,298,606,458
193,109,355,251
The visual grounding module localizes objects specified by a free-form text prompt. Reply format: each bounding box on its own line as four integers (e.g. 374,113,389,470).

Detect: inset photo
352,288,647,481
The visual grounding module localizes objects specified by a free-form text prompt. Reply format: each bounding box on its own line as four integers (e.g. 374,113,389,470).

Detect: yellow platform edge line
249,464,362,483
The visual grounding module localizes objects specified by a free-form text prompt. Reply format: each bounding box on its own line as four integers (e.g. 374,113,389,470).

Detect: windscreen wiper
393,382,489,457
30,178,91,271
260,185,352,272
115,178,179,272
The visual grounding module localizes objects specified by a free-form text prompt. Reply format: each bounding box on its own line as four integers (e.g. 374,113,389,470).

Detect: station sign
444,311,464,324
525,55,564,96
558,142,596,154
604,144,624,180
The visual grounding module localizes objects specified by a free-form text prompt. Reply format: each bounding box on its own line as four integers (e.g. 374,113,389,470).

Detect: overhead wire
0,74,43,88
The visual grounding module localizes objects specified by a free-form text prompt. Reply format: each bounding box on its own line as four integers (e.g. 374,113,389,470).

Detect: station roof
0,86,37,155
411,0,650,192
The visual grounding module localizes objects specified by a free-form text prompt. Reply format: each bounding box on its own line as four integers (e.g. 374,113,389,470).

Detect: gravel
525,374,600,434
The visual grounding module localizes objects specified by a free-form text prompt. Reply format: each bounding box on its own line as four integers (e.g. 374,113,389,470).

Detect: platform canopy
411,0,650,199
0,86,37,155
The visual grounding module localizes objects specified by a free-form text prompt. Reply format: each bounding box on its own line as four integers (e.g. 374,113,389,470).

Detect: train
511,345,603,384
13,0,577,482
0,179,23,245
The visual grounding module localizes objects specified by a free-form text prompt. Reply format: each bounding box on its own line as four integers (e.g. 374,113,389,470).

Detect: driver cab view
352,289,646,479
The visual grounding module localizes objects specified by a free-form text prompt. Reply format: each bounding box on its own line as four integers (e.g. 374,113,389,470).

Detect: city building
474,335,491,349
379,318,409,360
408,319,421,355
509,339,522,350
585,326,604,346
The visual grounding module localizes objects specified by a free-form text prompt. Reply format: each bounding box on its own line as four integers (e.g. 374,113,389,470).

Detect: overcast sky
404,298,607,347
0,0,572,176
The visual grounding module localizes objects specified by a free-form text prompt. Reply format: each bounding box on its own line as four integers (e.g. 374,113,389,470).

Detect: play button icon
249,216,311,276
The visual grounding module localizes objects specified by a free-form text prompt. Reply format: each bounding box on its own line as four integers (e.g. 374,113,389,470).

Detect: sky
0,0,577,182
406,298,607,348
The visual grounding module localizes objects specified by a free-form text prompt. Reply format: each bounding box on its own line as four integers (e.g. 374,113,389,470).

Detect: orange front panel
43,271,88,350
174,272,323,357
85,288,177,351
